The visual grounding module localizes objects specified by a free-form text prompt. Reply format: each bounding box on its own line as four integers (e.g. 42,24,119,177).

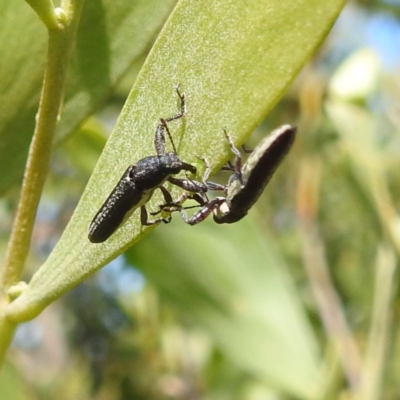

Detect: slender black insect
88,87,208,243
161,125,296,225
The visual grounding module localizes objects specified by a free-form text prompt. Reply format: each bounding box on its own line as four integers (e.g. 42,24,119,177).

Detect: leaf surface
7,0,345,347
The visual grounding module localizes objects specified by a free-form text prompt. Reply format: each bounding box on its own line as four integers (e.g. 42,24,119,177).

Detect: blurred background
2,0,400,399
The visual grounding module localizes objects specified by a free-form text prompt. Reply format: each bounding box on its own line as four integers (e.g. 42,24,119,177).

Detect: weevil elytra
163,125,296,225
88,87,208,243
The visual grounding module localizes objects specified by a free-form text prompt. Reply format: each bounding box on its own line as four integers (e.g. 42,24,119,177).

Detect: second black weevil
166,124,296,225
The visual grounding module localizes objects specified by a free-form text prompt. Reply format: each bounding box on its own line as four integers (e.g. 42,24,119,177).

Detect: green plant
0,0,345,397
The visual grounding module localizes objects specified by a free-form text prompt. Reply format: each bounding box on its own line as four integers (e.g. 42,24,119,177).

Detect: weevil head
133,153,197,190
162,152,197,175
213,200,247,224
212,201,230,223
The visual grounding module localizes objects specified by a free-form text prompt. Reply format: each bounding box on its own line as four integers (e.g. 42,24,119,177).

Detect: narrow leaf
7,0,345,326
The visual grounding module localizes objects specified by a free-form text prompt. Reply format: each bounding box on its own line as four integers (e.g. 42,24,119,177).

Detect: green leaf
7,0,345,328
0,0,176,194
0,361,27,400
128,216,321,398
61,119,107,176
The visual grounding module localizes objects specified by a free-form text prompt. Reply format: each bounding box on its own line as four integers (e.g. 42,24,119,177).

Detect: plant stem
297,157,363,393
358,245,395,400
0,0,84,365
1,27,67,288
0,318,15,367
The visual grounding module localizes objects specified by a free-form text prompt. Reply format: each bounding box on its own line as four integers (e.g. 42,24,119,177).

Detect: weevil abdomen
215,125,296,223
88,166,151,243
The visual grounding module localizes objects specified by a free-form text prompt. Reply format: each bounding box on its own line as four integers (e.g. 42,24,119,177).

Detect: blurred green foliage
2,0,400,400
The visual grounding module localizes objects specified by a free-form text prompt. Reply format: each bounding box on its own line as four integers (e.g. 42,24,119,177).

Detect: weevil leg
205,181,226,191
151,192,207,216
154,86,186,156
168,155,224,194
141,205,171,226
141,185,177,225
195,155,211,181
162,193,210,225
154,122,167,156
223,129,244,185
221,160,235,171
185,197,226,226
220,145,252,171
158,185,174,204
168,176,208,194
147,185,176,218
242,143,253,154
175,192,209,210
164,85,186,123
150,190,207,217
194,155,225,191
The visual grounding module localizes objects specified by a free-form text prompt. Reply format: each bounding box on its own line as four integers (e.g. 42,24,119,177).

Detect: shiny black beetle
88,87,207,243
